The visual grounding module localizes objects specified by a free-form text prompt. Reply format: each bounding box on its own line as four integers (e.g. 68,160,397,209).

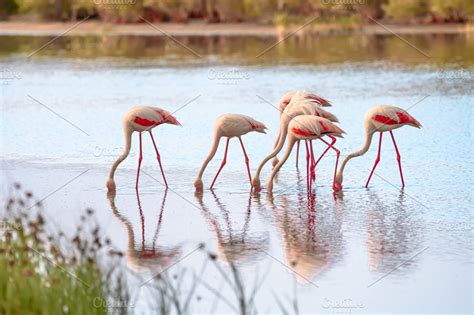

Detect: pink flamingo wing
373,114,398,125
307,95,331,106
373,111,419,126
291,127,312,137
396,112,420,125
134,116,159,127
319,121,329,132
155,109,180,125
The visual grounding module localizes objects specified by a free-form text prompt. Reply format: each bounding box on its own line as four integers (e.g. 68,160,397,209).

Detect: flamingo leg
309,140,316,183
314,136,337,167
238,137,252,186
135,132,143,190
389,131,405,187
210,138,230,189
332,143,340,191
296,140,300,168
365,132,383,188
149,131,168,188
305,140,310,190
315,136,340,190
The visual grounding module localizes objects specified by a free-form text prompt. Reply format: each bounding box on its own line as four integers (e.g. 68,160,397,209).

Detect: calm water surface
1,33,473,313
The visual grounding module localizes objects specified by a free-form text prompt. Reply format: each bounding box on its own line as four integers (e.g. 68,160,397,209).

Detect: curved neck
196,133,221,180
336,130,375,184
108,128,133,180
254,118,289,179
267,137,297,189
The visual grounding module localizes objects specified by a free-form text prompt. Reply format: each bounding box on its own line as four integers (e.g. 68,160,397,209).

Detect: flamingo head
194,178,204,193
333,170,343,191
106,178,116,193
252,176,261,192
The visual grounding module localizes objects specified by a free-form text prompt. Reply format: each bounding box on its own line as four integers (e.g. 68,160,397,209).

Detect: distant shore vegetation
0,0,473,26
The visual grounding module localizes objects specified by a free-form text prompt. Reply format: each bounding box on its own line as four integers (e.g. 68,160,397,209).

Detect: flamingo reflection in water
107,190,181,273
266,185,343,284
366,191,421,273
195,191,269,265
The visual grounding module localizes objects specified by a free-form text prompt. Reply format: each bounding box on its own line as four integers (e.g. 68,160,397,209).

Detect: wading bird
194,114,267,192
278,91,332,113
253,97,339,191
267,115,345,192
334,105,421,191
273,91,332,167
106,106,181,192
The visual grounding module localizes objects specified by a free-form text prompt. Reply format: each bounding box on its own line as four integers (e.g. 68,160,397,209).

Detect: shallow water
1,33,473,313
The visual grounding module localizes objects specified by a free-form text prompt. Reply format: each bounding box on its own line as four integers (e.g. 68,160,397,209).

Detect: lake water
1,33,473,313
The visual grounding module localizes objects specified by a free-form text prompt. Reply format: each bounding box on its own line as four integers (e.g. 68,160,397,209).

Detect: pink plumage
194,114,267,192
334,105,422,192
107,106,181,192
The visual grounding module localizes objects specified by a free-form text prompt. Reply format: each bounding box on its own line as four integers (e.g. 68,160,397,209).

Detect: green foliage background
1,0,473,23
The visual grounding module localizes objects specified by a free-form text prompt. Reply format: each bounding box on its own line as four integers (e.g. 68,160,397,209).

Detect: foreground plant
0,184,128,315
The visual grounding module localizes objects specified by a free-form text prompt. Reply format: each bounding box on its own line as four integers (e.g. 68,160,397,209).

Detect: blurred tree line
0,0,472,24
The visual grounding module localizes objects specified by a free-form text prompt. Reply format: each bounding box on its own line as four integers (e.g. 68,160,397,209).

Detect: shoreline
0,21,471,37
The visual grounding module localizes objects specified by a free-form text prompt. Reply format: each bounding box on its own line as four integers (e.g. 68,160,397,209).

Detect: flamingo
194,114,267,192
106,106,181,192
267,115,345,192
278,91,332,113
273,91,332,167
253,98,339,191
334,105,421,191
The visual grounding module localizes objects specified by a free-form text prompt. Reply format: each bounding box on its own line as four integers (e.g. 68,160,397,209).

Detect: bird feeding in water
194,114,267,192
334,105,421,191
267,115,345,193
106,106,181,192
252,95,340,192
272,91,332,168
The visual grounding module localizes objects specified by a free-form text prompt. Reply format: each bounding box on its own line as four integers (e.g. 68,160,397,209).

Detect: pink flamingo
273,91,332,167
334,105,421,191
106,106,181,192
278,91,332,112
253,97,339,191
267,115,345,192
194,114,267,192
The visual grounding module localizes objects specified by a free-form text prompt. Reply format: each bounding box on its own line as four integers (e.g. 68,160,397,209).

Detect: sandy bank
0,20,471,37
